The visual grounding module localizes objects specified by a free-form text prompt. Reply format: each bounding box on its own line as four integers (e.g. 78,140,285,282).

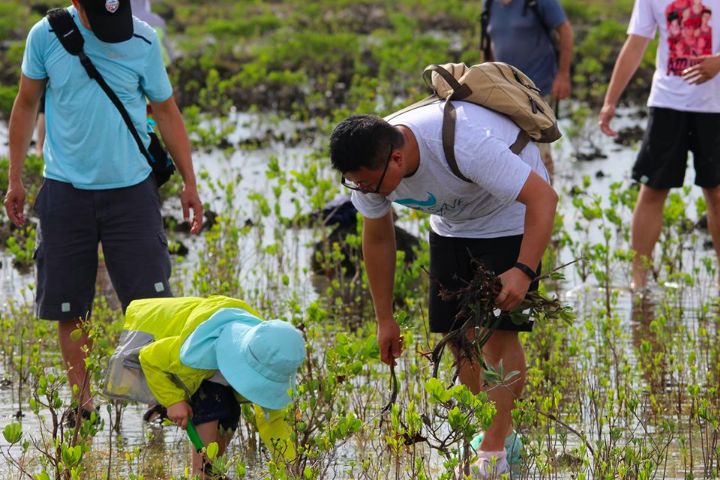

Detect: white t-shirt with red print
629,0,720,112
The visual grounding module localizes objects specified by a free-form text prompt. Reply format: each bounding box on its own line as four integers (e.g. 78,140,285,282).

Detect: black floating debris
167,210,219,233
574,146,608,162
614,125,645,146
168,240,189,256
569,185,583,196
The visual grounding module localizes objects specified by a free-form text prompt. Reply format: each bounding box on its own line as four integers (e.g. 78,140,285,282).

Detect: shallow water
0,105,717,478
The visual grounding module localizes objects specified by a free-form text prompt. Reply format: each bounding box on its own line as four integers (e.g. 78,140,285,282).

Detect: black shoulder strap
47,8,84,55
480,0,493,61
442,100,472,183
524,0,559,58
46,8,153,164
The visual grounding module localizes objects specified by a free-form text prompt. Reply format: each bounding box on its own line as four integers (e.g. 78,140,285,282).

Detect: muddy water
0,106,715,478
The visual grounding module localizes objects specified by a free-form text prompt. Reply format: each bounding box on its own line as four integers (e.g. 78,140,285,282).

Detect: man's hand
551,71,571,100
495,268,532,311
598,103,618,137
377,319,403,366
167,400,192,429
181,184,203,234
683,55,720,85
4,181,26,226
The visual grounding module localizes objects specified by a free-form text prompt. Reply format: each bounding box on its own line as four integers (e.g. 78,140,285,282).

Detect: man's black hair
329,115,404,173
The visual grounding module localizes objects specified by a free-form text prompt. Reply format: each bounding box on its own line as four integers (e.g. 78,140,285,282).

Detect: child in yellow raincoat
104,295,305,474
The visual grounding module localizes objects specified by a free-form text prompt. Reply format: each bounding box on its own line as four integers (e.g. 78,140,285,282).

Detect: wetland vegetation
0,1,718,479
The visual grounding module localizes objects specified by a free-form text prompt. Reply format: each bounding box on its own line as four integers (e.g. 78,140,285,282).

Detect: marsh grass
0,0,719,478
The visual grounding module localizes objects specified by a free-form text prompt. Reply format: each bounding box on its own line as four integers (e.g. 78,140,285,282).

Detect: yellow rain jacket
103,295,295,460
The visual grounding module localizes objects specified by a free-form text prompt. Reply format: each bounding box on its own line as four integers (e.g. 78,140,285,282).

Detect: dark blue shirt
486,0,567,95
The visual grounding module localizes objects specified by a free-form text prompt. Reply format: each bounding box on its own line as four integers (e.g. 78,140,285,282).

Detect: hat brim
85,1,133,43
216,328,296,411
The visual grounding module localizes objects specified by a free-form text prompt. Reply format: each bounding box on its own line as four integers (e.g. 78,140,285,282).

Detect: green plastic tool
186,421,204,452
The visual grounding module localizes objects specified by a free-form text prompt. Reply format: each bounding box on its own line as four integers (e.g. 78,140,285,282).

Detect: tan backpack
385,62,561,182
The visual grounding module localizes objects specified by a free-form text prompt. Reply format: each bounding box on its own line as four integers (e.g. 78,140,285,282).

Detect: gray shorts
33,176,172,320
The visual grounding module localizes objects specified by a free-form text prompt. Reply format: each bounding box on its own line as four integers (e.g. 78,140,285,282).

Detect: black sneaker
142,404,168,424
64,406,100,430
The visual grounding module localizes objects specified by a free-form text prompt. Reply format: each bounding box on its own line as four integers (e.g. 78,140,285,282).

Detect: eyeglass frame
340,144,393,194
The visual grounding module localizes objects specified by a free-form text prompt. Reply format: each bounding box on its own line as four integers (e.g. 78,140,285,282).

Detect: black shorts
189,380,241,431
428,231,539,334
632,107,720,189
33,176,172,320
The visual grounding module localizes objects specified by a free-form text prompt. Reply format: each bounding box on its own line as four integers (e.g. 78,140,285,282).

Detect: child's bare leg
191,420,220,476
217,426,235,453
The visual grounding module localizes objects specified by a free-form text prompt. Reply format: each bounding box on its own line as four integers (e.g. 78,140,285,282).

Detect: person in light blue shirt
4,0,203,421
482,0,574,179
22,5,171,188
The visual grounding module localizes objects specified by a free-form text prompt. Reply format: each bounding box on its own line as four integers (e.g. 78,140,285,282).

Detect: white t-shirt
628,0,720,112
351,101,548,238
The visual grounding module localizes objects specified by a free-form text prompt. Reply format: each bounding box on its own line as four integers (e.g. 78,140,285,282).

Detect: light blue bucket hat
217,320,306,410
180,308,306,410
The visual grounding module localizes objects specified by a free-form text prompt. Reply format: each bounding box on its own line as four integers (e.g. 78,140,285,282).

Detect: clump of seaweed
430,258,576,380
380,258,574,419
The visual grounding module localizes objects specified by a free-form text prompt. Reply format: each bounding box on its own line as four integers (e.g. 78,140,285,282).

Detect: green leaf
61,444,83,467
69,328,83,342
2,422,21,444
206,441,219,460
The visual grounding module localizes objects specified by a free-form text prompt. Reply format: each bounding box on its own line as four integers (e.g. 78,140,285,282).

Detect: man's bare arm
151,96,203,234
5,75,46,226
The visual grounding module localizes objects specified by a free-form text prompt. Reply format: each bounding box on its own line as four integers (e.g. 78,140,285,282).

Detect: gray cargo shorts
33,176,172,320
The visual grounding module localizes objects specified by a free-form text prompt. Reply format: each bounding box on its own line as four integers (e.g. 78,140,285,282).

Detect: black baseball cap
78,0,133,43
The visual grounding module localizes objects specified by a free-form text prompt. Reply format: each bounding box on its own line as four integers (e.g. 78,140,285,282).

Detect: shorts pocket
158,232,168,249
32,181,48,215
32,243,42,261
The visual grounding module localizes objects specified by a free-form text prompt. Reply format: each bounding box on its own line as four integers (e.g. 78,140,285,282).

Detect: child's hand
167,401,193,429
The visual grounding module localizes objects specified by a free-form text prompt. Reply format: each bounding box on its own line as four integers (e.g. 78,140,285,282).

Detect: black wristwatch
513,262,538,281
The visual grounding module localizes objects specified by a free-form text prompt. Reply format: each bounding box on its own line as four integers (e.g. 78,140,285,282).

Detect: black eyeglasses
341,144,393,194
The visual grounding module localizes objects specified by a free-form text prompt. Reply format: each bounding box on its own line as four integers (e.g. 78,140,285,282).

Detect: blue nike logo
395,193,437,208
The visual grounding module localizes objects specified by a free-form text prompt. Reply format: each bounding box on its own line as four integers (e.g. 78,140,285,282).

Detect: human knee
483,330,521,356
702,187,720,210
637,186,669,206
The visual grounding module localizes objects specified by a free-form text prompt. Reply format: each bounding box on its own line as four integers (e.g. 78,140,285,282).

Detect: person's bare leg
192,420,220,476
450,330,526,452
58,318,93,411
702,187,720,279
631,185,670,290
479,330,525,451
217,427,234,456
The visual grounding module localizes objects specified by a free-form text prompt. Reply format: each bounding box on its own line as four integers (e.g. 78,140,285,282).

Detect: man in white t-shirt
329,102,557,477
599,0,720,290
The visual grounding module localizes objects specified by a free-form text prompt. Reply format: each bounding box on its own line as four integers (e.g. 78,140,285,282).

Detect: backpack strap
423,64,472,100
383,94,439,123
46,8,154,166
443,102,531,183
524,0,559,59
510,130,531,155
442,101,472,183
480,0,493,62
